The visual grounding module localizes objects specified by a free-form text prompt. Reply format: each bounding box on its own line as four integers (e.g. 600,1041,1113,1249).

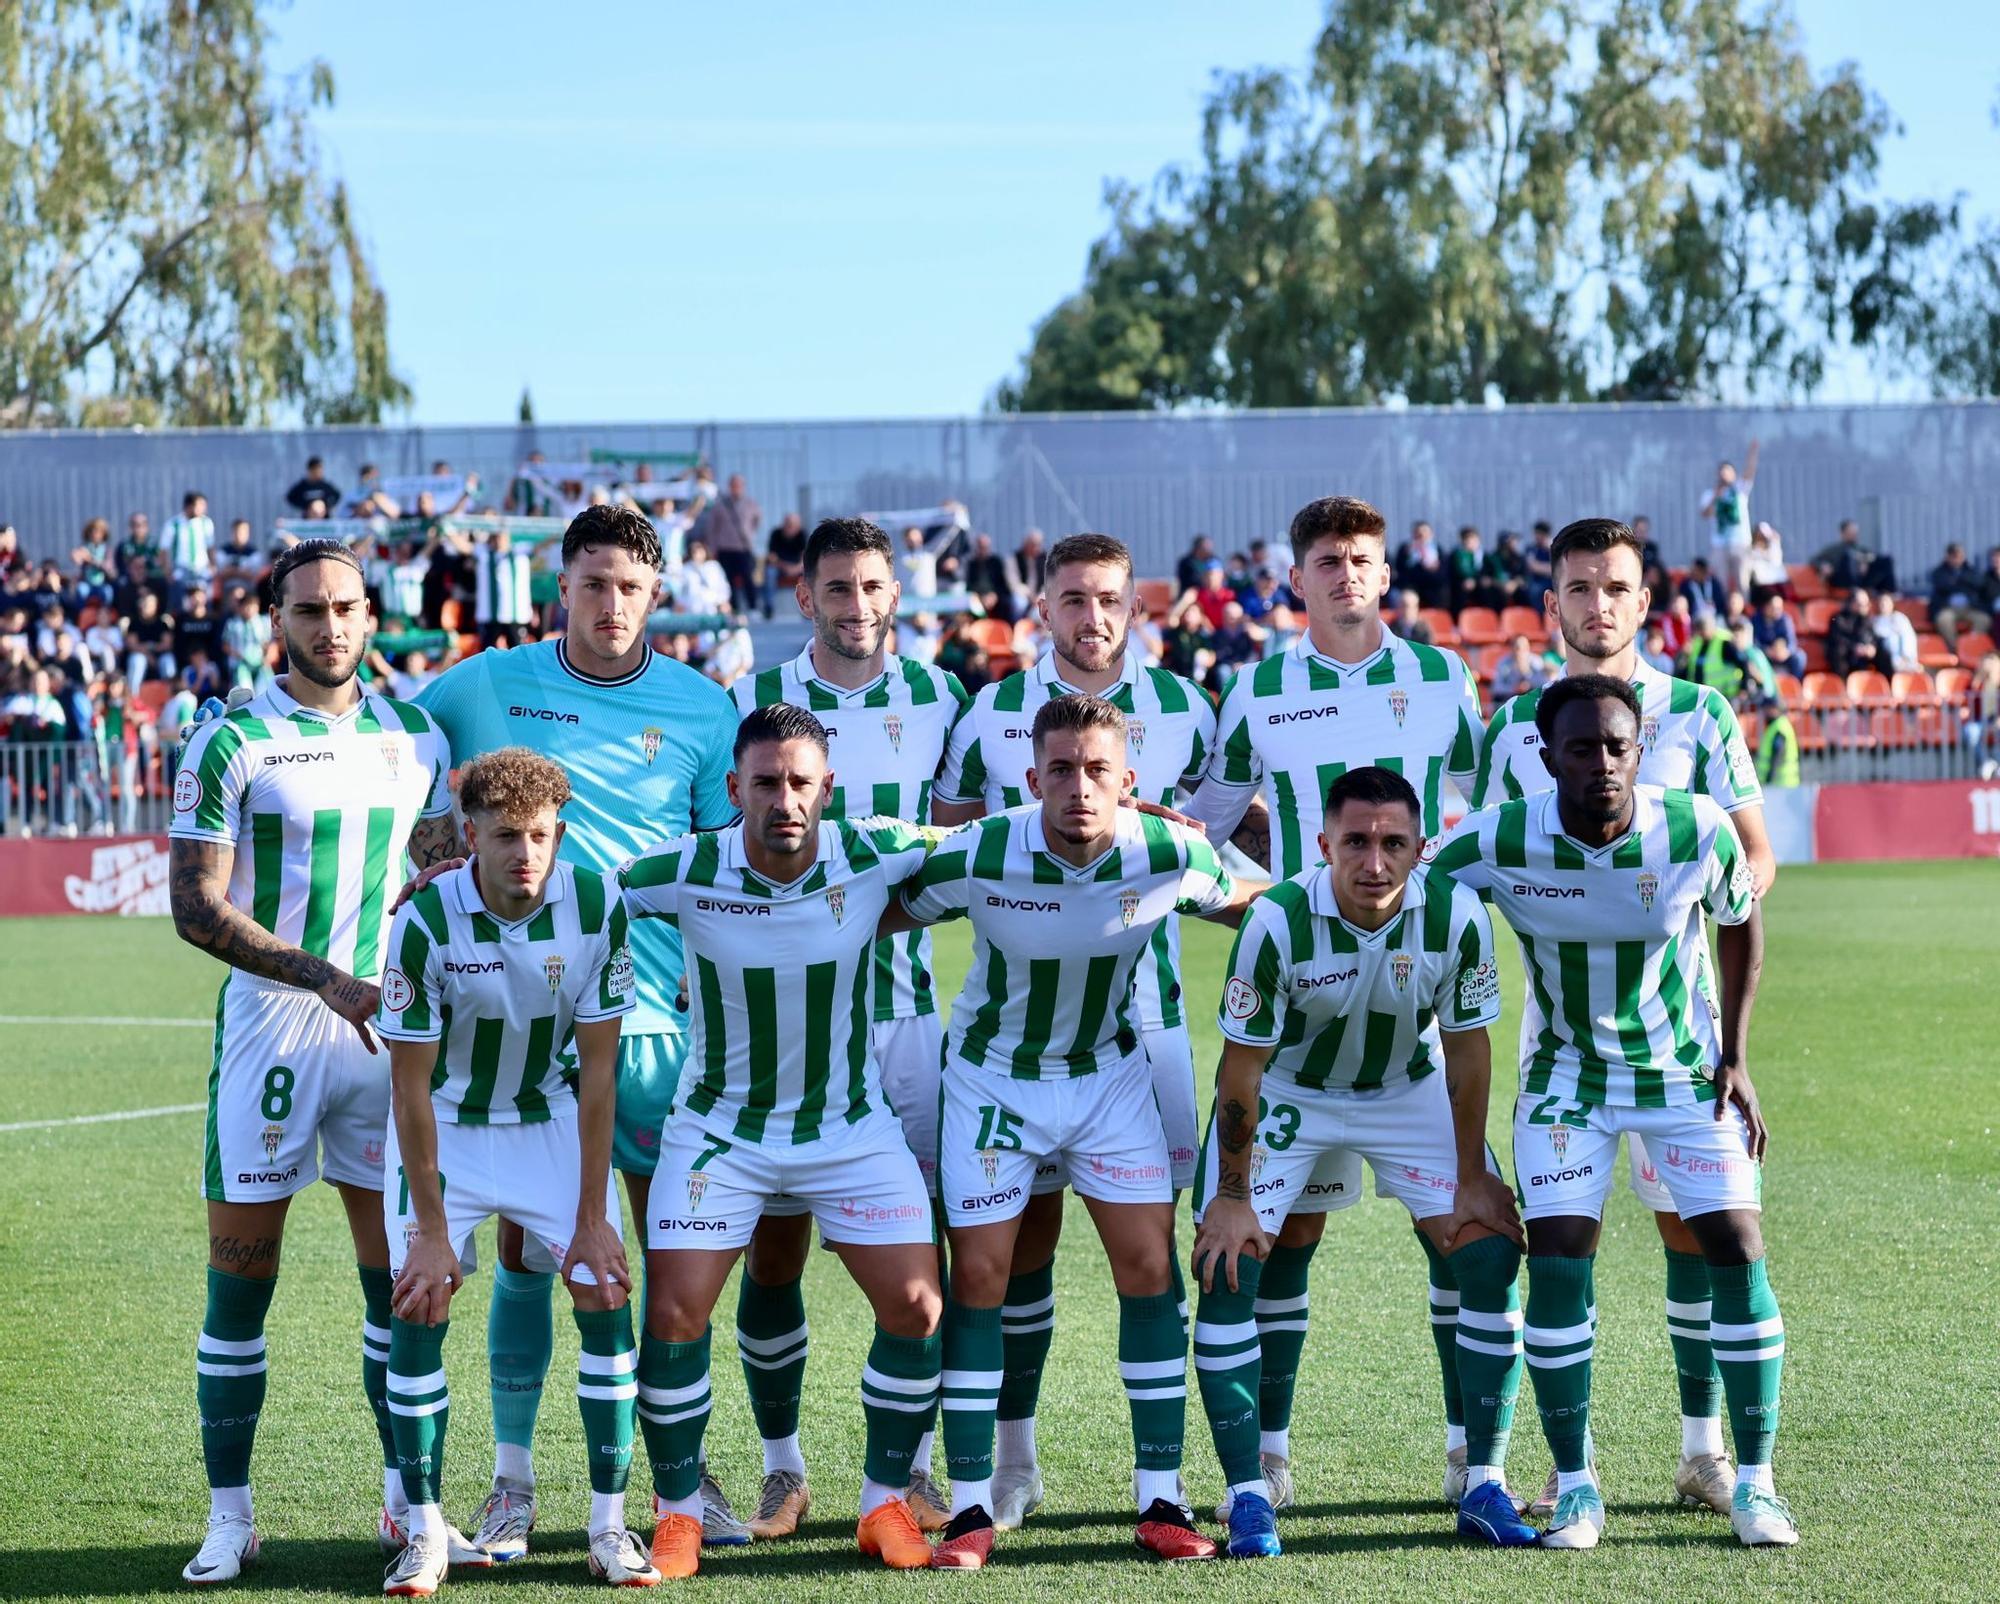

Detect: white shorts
940,1050,1173,1228
648,1107,933,1253
875,1013,945,1196
200,978,388,1203
1193,1072,1484,1232
384,1109,620,1284
1019,1022,1200,1198
1514,1097,1763,1221
1626,1133,1676,1211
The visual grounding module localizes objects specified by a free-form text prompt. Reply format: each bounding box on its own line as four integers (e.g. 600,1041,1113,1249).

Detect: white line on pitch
0,1102,205,1134
0,1014,212,1028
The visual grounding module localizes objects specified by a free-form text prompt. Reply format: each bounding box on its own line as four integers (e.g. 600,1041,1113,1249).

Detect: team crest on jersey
685,1172,710,1211
825,885,846,925
544,955,566,991
1549,1126,1570,1159
1119,889,1141,927
1390,951,1413,992
882,713,903,753
260,1122,284,1161
1636,870,1660,912
641,727,663,765
979,1148,1000,1186
362,1138,385,1166
1641,714,1659,751
1388,687,1409,727
380,737,402,777
1127,716,1146,755
1250,1147,1267,1183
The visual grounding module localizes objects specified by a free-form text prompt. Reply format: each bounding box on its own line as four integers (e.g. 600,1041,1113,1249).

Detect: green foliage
0,0,408,428
999,0,1994,409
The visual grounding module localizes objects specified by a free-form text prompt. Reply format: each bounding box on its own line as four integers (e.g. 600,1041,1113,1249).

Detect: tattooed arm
1229,798,1272,872
406,811,465,871
1190,1038,1277,1293
170,837,380,1050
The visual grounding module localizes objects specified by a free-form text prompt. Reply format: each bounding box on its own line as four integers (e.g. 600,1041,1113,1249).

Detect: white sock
859,1476,902,1516
494,1442,534,1486
1465,1465,1502,1490
911,1429,935,1476
1555,1468,1597,1497
209,1484,252,1521
1736,1462,1775,1494
661,1491,703,1520
408,1501,445,1540
1445,1424,1468,1455
1228,1477,1268,1505
995,1416,1037,1468
382,1468,408,1519
951,1476,993,1518
1259,1428,1290,1460
589,1490,625,1538
1134,1468,1182,1509
1682,1414,1726,1458
762,1433,806,1478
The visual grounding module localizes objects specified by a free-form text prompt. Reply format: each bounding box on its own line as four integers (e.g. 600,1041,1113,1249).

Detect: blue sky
276,0,2000,423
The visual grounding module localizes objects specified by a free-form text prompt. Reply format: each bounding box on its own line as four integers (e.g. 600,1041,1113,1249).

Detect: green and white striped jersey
1470,656,1763,811
472,542,535,627
904,805,1234,1081
933,649,1216,1030
1218,865,1500,1093
170,681,453,983
732,648,968,1022
374,860,633,1124
1187,632,1484,879
1429,787,1755,1108
618,817,934,1145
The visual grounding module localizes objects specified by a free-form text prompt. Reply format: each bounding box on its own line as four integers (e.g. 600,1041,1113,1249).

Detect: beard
1560,614,1639,663
1056,622,1126,674
816,612,886,662
279,629,362,690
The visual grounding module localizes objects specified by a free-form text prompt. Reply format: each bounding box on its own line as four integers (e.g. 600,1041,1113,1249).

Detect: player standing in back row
1470,516,1778,1519
930,531,1215,1529
1181,496,1486,1515
727,517,967,1537
170,540,459,1585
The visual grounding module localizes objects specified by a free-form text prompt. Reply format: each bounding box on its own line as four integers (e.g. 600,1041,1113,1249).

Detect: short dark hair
1548,517,1647,582
802,517,892,580
1288,496,1386,563
270,537,364,604
733,702,829,765
184,490,205,509
1045,532,1132,586
1323,764,1420,825
1534,672,1642,747
1030,692,1125,755
306,456,324,472
562,503,662,570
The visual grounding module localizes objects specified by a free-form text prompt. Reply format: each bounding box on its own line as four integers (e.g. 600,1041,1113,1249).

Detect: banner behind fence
0,834,172,915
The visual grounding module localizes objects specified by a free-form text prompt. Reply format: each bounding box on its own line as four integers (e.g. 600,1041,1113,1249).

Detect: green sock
735,1271,809,1445
1524,1254,1595,1473
1192,1254,1264,1489
636,1326,711,1503
574,1306,638,1496
1707,1258,1784,1467
358,1266,396,1484
387,1317,452,1507
487,1264,554,1473
1255,1238,1318,1436
941,1301,1003,1489
1119,1291,1187,1474
1664,1248,1724,1420
1448,1236,1524,1469
862,1325,942,1487
196,1267,276,1491
1169,1249,1189,1337
997,1260,1054,1427
1417,1232,1466,1434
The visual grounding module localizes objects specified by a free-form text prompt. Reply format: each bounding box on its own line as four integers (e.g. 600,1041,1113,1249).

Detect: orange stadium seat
1917,632,1958,670
1916,705,1960,747
1935,666,1972,701
438,598,464,632
1500,605,1546,642
969,618,1015,654
1896,596,1932,630
1846,670,1893,706
1891,670,1936,705
1475,644,1509,681
1457,607,1504,646
1957,631,1996,665
1775,672,1805,709
1803,599,1843,635
1804,671,1848,707
1788,564,1828,601
1421,608,1459,645
1798,636,1828,674
1869,708,1913,749
137,679,173,717
1136,578,1175,617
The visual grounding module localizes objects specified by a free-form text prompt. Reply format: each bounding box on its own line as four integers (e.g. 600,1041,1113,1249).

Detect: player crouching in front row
374,749,656,1594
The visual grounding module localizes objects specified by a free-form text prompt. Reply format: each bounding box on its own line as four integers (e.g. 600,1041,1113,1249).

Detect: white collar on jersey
1021,803,1139,878
1293,627,1395,679
1032,643,1142,697
446,857,570,922
1558,650,1669,696
1535,786,1659,856
267,676,367,726
791,642,900,700
1307,860,1429,931
718,819,833,894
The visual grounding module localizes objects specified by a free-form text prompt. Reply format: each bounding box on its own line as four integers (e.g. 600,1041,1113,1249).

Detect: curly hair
455,746,573,820
562,502,663,570
1288,495,1387,563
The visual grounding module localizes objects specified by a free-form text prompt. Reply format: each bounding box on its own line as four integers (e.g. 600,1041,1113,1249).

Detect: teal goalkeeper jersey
416,641,737,1036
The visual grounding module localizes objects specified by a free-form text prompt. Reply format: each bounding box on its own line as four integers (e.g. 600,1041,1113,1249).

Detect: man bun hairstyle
1288,495,1387,564
456,746,572,819
1046,532,1133,585
562,502,663,571
1031,691,1126,755
1323,764,1421,825
270,537,364,604
1548,517,1647,581
1534,672,1642,746
733,702,830,764
803,517,893,580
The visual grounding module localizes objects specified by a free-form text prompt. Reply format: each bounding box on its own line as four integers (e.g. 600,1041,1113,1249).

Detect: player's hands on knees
1193,1198,1272,1294
316,969,381,1052
1715,1056,1767,1161
391,858,464,912
394,1233,461,1325
563,1215,633,1299
1444,1172,1524,1249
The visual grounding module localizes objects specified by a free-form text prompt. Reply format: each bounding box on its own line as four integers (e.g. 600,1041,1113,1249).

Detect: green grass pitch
1,860,1994,1601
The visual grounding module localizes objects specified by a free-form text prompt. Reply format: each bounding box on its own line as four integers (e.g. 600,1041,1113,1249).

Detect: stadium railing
3,740,170,837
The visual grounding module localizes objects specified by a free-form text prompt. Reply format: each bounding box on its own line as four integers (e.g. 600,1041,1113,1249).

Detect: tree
0,0,408,428
998,0,1955,409
518,386,535,423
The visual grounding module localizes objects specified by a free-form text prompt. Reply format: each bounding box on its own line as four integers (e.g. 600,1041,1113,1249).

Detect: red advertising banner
0,834,172,915
1813,781,2000,862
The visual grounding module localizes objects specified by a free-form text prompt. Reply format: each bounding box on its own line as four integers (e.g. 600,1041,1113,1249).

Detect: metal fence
5,401,1999,584
3,740,172,837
